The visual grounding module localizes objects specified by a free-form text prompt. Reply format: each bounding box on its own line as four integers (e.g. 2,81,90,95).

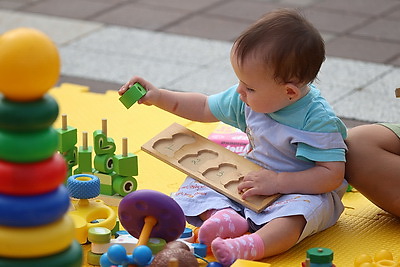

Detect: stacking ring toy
0,240,82,267
0,127,58,162
118,189,186,246
0,94,58,131
0,214,75,258
0,185,70,227
0,153,66,196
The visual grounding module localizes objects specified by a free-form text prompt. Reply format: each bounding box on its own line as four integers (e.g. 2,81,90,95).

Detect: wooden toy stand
142,123,281,213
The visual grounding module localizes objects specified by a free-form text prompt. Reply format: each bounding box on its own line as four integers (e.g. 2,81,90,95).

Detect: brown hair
232,8,325,86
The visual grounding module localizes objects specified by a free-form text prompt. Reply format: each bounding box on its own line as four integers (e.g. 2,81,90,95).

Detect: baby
119,8,348,266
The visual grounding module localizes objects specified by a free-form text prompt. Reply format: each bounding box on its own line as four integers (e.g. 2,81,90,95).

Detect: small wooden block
95,171,113,186
111,174,137,197
141,123,281,213
113,153,138,176
94,154,114,174
93,130,116,155
77,146,93,172
56,126,77,153
62,146,77,169
119,82,147,109
100,184,113,196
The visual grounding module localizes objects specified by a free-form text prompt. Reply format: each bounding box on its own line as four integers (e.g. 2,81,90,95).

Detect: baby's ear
285,83,301,100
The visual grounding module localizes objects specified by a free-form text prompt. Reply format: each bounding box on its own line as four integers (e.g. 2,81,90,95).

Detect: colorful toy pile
67,173,117,245
92,121,138,197
0,27,82,266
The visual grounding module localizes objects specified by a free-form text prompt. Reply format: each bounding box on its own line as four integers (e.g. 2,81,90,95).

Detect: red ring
0,153,67,196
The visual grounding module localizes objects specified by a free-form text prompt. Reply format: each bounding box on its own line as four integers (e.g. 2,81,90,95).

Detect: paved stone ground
1,0,400,126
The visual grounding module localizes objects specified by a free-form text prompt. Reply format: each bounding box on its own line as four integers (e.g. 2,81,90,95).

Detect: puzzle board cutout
141,123,281,212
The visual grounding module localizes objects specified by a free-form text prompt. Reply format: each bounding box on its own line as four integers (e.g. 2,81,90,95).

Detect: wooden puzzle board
141,123,281,213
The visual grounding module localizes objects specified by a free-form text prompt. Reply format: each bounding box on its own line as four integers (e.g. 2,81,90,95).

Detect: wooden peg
122,137,128,157
62,114,67,130
82,131,88,150
102,118,107,136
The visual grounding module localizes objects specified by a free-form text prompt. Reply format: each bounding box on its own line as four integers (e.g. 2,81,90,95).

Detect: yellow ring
0,215,75,258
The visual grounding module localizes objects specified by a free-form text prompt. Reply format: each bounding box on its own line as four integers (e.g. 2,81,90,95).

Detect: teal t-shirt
208,84,347,162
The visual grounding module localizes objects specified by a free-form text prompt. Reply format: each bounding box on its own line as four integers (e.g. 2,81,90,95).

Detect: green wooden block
66,168,73,182
112,175,137,197
62,146,77,169
56,126,77,153
94,171,113,185
93,130,116,155
111,220,120,235
96,171,115,196
94,154,114,174
77,146,92,172
73,168,94,175
100,183,113,196
113,153,138,176
119,82,147,109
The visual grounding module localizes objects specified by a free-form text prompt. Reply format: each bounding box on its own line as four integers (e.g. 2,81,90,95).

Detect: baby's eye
246,87,255,92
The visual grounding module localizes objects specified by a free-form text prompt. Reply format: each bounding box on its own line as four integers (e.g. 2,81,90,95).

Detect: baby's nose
236,85,245,95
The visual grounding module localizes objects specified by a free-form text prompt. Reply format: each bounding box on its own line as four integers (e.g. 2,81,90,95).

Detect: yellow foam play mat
50,83,400,266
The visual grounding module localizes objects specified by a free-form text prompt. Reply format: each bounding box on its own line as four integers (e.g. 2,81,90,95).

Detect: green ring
0,241,82,267
112,175,137,196
94,154,114,174
0,127,58,162
87,251,102,266
87,227,111,244
0,94,59,131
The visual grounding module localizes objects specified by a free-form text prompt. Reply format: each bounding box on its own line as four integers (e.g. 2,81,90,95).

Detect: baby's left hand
238,169,280,199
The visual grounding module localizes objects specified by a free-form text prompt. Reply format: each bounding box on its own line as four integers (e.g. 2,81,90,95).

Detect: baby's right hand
118,76,159,105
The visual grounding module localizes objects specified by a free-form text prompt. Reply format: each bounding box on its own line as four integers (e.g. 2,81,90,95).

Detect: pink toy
208,123,249,154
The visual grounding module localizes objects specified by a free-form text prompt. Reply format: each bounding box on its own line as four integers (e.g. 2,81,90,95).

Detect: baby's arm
119,76,218,122
238,161,345,199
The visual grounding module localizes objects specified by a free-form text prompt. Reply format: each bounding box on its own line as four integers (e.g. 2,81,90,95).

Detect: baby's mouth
239,95,248,105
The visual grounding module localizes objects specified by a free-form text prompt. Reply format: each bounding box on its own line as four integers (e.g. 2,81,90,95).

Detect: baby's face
230,54,294,114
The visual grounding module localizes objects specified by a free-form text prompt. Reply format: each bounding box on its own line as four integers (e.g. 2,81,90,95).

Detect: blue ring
67,174,100,199
0,185,70,227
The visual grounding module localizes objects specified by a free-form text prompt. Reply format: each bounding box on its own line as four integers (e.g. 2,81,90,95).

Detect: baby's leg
211,215,306,266
198,208,249,246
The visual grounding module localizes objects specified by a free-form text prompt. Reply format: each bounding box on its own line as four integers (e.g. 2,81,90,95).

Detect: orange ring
0,153,66,196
